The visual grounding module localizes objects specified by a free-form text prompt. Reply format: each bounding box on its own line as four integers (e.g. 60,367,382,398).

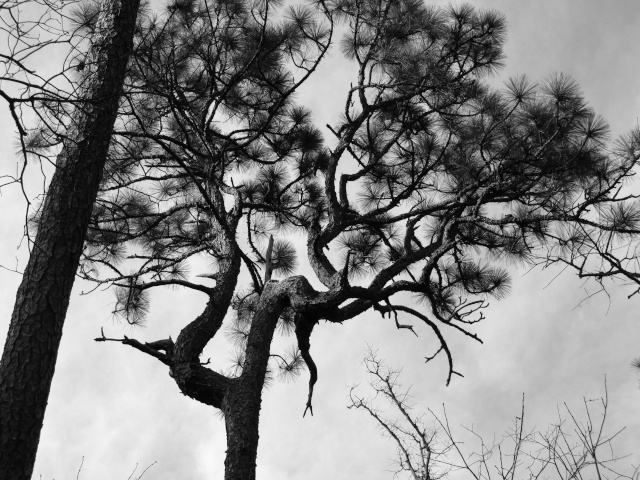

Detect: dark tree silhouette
0,0,141,477
33,0,639,478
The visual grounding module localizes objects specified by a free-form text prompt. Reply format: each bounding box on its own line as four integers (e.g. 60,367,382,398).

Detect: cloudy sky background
1,0,640,478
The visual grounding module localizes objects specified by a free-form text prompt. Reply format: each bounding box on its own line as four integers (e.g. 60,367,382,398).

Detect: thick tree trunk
222,281,287,480
0,0,139,477
223,384,263,480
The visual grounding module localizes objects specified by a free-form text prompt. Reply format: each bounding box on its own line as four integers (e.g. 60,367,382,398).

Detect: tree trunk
223,281,287,480
223,385,263,480
0,0,140,477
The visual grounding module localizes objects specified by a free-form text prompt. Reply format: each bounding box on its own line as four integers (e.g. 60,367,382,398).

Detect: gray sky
1,1,639,479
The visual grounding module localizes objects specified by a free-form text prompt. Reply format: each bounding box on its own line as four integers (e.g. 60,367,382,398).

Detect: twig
76,456,84,480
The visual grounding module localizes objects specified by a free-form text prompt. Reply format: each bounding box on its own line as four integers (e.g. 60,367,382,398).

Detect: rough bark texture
169,232,241,407
0,0,140,477
222,281,287,480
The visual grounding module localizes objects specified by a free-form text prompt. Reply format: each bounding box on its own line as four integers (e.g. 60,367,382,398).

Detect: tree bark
0,0,140,477
223,384,264,480
223,281,288,480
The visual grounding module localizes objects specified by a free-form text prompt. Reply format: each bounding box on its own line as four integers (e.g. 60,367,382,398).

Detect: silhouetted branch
95,328,172,366
352,354,638,480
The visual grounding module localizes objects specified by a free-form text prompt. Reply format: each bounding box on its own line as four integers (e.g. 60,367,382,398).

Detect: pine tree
51,0,640,478
0,0,141,477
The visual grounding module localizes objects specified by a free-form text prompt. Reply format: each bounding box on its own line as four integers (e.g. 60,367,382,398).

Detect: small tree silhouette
350,351,639,480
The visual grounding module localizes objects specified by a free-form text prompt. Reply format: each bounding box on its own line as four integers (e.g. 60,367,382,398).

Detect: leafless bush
350,351,638,480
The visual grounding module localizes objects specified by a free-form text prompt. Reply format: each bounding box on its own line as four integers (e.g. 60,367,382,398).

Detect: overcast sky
1,1,639,479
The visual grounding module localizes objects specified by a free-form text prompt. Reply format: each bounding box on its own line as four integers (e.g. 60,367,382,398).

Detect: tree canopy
7,0,640,478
